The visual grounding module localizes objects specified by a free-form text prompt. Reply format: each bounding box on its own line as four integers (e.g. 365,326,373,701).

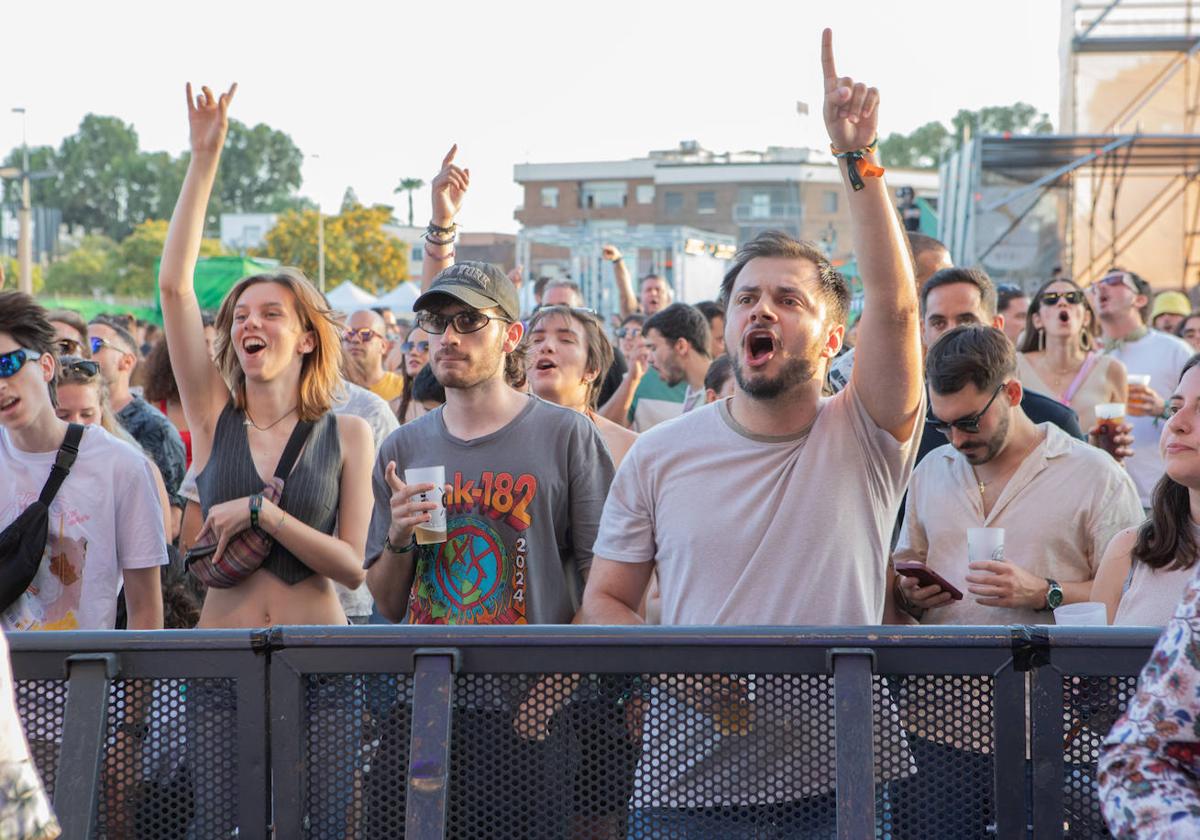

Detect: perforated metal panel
15,678,67,800
886,674,997,839
1061,675,1138,839
358,674,415,839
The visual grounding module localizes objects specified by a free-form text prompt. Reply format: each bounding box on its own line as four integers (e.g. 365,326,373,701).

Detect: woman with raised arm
159,84,372,837
160,83,370,626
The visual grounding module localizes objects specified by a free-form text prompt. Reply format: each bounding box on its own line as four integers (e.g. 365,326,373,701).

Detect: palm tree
394,178,425,227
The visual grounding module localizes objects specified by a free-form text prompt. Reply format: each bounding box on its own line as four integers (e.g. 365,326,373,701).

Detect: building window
750,192,772,219
540,187,559,208
823,191,838,214
636,184,655,205
582,181,627,209
698,191,716,214
664,191,683,217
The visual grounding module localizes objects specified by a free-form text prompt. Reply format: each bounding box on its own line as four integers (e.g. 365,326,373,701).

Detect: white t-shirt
0,425,167,631
1105,330,1195,506
594,384,922,806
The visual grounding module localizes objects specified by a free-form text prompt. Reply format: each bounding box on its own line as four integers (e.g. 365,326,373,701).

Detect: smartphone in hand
895,560,964,601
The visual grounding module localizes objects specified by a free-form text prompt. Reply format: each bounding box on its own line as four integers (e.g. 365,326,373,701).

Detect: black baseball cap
413,261,520,322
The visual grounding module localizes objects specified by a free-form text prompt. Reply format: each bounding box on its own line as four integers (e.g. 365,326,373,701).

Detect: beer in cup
405,465,447,545
1094,402,1126,457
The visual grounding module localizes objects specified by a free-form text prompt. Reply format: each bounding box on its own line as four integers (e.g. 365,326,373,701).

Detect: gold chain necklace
243,405,297,431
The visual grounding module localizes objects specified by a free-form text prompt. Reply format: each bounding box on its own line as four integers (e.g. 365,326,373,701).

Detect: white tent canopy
374,281,420,315
325,280,378,311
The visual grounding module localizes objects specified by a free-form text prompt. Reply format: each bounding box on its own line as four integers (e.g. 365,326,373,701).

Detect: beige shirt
1115,558,1197,626
1016,352,1120,435
895,423,1143,626
596,382,922,806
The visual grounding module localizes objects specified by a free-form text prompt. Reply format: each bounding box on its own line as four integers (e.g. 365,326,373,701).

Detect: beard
731,333,822,400
955,409,1010,465
343,352,373,388
433,335,507,390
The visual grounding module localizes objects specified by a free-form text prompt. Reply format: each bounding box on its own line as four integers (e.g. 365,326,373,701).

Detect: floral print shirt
0,631,59,839
1099,562,1200,838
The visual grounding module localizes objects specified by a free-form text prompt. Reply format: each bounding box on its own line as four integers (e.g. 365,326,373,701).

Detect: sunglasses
1090,273,1138,294
616,327,642,339
926,382,1008,436
417,311,509,336
1040,291,1085,306
401,340,430,354
0,348,43,379
60,357,100,377
89,336,125,355
56,338,82,355
341,328,382,344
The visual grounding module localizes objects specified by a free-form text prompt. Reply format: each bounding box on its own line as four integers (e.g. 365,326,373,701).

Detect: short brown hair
46,309,91,357
719,231,849,326
920,267,998,319
523,305,615,409
0,291,59,402
212,269,345,422
925,325,1015,395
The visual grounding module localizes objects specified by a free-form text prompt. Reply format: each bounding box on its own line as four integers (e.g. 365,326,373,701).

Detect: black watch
1044,579,1064,611
384,532,417,555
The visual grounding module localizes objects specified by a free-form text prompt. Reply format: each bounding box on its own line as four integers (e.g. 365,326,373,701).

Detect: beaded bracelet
428,219,457,235
424,241,456,260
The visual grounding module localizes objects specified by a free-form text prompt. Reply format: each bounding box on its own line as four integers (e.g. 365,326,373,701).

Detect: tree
42,235,118,295
258,203,408,292
207,118,304,232
395,177,424,227
341,186,360,213
878,102,1053,169
112,219,223,297
0,145,57,206
54,115,144,239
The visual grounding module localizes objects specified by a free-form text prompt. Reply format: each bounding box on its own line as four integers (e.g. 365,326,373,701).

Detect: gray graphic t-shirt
365,396,614,625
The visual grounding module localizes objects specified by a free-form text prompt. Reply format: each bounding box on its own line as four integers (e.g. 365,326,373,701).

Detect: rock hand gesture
186,82,237,158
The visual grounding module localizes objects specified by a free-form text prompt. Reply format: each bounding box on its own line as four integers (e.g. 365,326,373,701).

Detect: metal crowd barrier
8,625,1161,839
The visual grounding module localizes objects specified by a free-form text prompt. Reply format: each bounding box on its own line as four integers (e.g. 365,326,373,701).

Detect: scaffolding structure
940,1,1200,291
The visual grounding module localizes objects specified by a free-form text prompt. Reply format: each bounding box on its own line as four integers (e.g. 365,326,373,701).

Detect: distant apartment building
220,212,279,253
514,141,939,269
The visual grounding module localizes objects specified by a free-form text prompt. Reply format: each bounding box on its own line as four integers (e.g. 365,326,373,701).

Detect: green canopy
37,296,162,326
154,255,281,316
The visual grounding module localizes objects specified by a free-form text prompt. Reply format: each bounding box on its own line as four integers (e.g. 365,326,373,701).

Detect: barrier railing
8,625,1160,839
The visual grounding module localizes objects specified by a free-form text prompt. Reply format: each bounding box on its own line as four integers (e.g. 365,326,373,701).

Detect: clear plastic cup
967,528,1005,566
1126,374,1151,387
405,465,447,544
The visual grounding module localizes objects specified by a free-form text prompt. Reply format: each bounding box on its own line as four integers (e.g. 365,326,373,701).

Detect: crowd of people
6,28,1200,840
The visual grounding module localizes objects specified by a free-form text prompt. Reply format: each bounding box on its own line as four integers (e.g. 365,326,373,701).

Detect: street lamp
311,153,325,293
12,107,31,295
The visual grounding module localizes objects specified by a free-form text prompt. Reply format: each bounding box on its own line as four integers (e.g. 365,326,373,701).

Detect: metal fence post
270,653,306,839
1030,656,1065,838
830,647,876,839
53,652,118,838
237,651,271,840
992,659,1029,840
406,648,459,840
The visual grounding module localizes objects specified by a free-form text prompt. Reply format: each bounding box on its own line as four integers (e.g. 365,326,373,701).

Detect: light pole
13,107,31,295
311,153,325,293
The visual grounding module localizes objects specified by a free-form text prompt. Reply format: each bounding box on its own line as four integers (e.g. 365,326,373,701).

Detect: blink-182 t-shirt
365,396,614,625
0,424,167,631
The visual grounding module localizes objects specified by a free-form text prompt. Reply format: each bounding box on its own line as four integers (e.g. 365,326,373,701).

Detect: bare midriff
197,568,348,628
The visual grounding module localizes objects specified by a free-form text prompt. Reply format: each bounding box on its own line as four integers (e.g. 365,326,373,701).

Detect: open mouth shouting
242,336,267,357
743,329,779,369
533,357,558,374
1058,310,1071,325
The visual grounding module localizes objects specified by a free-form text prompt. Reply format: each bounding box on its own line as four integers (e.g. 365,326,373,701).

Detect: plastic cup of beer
1126,374,1151,388
1095,402,1126,456
1053,602,1108,626
405,465,447,545
967,528,1005,566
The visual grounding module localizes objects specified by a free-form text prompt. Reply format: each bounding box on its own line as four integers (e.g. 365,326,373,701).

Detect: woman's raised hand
186,82,237,157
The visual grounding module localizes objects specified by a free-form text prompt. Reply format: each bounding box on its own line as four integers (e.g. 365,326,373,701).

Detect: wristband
424,241,456,260
249,493,263,530
831,136,884,192
384,532,417,555
428,219,457,235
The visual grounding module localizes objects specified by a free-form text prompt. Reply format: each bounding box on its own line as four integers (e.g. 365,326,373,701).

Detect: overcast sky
4,0,1061,234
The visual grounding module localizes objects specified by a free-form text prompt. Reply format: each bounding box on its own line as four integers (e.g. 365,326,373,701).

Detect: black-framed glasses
341,327,382,344
59,357,100,377
90,336,124,355
926,382,1008,435
417,311,509,335
0,348,42,379
616,327,642,339
401,340,430,354
1040,291,1085,307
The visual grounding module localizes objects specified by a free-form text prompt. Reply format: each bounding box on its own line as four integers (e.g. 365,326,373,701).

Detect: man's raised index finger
820,28,837,80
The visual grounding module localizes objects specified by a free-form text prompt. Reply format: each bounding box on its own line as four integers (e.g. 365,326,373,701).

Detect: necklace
243,405,297,431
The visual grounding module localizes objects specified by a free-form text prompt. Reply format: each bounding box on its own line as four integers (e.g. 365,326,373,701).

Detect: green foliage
2,115,303,241
258,203,408,293
395,177,424,226
878,103,1053,170
43,235,118,295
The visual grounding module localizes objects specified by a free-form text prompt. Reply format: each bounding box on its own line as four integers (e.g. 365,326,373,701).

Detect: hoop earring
1038,328,1046,353
1080,329,1093,353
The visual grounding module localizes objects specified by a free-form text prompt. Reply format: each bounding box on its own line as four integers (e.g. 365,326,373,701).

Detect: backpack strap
272,420,316,481
38,423,84,507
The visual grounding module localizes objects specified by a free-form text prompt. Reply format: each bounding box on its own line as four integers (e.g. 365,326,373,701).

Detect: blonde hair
56,357,139,447
212,269,344,422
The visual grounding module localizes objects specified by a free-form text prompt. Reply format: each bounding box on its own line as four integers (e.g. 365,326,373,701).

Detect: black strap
37,423,84,507
273,420,316,481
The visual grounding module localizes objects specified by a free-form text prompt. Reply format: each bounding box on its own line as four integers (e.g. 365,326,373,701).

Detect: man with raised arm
420,145,469,293
576,30,924,834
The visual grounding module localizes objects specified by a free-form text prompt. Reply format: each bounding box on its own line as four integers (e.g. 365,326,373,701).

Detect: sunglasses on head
59,357,100,378
401,340,430,354
417,311,510,336
0,348,43,379
925,382,1008,436
1040,291,1085,306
